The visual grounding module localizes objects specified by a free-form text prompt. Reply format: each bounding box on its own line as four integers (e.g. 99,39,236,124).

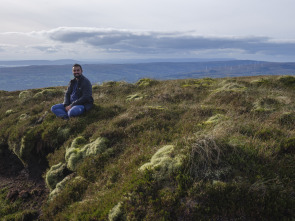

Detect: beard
73,73,82,79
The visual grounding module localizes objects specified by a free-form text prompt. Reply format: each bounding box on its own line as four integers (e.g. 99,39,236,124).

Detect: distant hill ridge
1,60,295,91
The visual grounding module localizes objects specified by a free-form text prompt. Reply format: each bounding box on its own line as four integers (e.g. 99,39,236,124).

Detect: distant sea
1,60,295,91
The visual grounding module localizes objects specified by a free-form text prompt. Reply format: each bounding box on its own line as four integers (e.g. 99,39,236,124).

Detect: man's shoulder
68,78,76,86
80,75,91,84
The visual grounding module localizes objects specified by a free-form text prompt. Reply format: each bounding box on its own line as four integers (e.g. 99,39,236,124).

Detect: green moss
182,78,216,89
9,128,37,165
102,81,119,87
202,114,227,126
136,78,158,87
92,84,100,90
49,175,73,200
2,209,39,221
0,188,25,220
70,136,87,148
19,127,40,165
57,127,71,141
214,82,247,93
42,176,89,220
146,105,165,110
251,78,273,87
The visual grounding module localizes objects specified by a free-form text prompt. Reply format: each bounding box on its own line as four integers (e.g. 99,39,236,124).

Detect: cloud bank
1,27,295,61
44,27,295,56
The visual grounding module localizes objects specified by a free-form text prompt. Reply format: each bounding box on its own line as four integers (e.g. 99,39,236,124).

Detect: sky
1,0,295,62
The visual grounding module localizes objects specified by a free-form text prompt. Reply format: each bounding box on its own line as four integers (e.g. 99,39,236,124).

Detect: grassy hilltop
0,75,294,220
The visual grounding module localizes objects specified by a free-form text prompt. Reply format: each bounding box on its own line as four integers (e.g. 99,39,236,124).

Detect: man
51,64,94,119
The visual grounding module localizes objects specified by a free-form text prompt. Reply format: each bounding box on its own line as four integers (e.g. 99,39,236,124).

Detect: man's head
72,64,83,79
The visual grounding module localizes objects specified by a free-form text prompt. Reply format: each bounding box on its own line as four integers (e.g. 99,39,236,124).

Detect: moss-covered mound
0,75,294,220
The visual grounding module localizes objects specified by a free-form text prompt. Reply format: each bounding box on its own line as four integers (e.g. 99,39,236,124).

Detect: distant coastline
1,60,295,91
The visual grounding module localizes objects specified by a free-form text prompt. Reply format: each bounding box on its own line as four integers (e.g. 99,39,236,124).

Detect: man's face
72,66,82,78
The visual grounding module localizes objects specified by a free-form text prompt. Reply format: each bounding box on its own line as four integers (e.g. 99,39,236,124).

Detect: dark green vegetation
0,75,294,220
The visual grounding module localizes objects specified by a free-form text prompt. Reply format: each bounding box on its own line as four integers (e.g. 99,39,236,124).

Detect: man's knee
51,103,63,111
68,106,85,117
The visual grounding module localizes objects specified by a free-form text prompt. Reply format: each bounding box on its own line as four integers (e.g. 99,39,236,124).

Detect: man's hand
65,105,72,112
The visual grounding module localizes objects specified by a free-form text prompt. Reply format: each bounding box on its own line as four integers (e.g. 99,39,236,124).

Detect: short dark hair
73,63,83,71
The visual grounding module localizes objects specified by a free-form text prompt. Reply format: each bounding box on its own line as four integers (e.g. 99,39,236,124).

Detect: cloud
32,46,59,53
1,27,295,61
0,46,5,52
41,27,295,57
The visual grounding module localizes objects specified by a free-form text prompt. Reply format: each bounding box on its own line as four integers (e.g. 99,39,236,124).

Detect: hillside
0,75,294,220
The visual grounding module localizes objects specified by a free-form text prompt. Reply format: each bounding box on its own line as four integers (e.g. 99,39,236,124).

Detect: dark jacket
63,75,94,111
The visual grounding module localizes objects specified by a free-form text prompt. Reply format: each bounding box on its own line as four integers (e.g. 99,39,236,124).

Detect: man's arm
63,81,72,107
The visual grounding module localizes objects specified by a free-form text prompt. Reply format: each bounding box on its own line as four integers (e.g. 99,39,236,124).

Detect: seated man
51,64,94,119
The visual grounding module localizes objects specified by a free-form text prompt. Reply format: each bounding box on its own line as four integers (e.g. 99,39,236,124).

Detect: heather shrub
278,112,295,129
253,97,282,112
278,75,295,88
33,88,64,100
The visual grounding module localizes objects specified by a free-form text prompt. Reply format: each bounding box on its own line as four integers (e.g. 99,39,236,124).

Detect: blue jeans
51,103,85,119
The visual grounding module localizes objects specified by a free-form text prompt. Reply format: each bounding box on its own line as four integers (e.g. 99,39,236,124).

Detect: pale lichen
65,137,108,171
202,114,227,126
45,162,68,190
136,78,157,87
49,175,85,200
5,109,15,116
252,97,282,113
139,145,184,179
108,202,126,221
213,82,247,93
126,94,144,101
19,91,33,101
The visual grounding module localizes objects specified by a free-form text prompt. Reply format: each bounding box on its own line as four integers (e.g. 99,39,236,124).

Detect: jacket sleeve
63,81,72,106
71,78,93,107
